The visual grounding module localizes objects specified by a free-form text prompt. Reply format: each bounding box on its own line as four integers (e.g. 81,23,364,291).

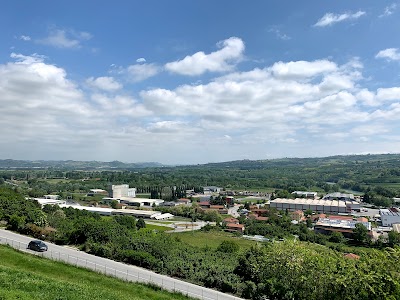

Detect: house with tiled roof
223,217,239,224
225,223,245,234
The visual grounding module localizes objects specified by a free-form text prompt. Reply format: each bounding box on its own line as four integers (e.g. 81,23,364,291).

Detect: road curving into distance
0,229,244,300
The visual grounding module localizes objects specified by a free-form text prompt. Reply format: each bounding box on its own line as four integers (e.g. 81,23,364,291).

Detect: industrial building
314,217,372,238
59,204,171,219
380,208,400,226
32,198,67,207
314,218,372,238
102,197,164,207
203,186,222,194
87,189,108,196
322,193,355,201
270,198,361,213
110,184,136,198
291,191,318,199
104,184,165,207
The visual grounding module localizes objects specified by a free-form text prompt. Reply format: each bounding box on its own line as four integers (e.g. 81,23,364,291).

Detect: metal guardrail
0,236,242,300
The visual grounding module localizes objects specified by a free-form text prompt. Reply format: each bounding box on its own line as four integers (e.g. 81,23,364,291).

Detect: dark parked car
27,240,48,252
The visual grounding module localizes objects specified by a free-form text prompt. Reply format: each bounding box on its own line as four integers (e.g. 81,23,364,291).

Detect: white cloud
165,37,245,76
19,35,31,41
142,58,366,137
0,53,158,161
86,76,122,91
136,58,146,63
356,87,400,106
0,53,91,141
3,47,400,164
376,48,400,61
127,63,160,82
270,60,337,79
350,124,389,136
380,3,397,17
314,11,366,27
268,28,291,40
90,93,151,117
376,87,400,101
147,121,187,133
10,53,46,64
38,28,92,49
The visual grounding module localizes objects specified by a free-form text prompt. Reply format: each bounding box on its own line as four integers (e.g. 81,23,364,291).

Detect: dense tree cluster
236,241,400,300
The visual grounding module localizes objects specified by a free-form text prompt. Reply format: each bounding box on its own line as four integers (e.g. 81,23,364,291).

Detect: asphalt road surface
0,229,244,300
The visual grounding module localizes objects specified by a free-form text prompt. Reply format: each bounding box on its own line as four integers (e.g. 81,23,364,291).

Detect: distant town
1,154,400,299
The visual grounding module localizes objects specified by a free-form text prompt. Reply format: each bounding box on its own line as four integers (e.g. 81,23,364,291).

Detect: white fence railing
0,236,243,300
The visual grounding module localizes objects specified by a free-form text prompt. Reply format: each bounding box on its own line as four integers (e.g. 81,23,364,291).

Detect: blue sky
1,1,400,164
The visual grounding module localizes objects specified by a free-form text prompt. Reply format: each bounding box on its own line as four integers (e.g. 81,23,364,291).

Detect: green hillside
0,245,193,300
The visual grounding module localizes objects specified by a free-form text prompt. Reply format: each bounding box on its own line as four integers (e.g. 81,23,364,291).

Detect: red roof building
223,217,239,224
226,223,245,233
198,201,211,208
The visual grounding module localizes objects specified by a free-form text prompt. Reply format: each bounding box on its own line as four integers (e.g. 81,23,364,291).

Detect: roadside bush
217,240,239,253
121,250,160,269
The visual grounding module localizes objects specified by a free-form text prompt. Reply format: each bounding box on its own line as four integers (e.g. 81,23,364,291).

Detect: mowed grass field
0,245,193,300
144,223,172,232
170,230,260,250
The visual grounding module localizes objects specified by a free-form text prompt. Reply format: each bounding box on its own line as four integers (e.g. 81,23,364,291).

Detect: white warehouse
270,198,361,214
380,208,400,226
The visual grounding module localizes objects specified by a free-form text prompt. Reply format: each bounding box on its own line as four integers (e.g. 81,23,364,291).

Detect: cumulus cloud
376,48,400,61
165,37,245,75
3,46,400,163
0,53,157,161
127,63,160,82
38,28,92,49
269,60,337,79
90,93,151,117
86,76,122,91
136,58,146,63
0,53,90,141
142,58,366,137
356,87,400,106
314,11,366,27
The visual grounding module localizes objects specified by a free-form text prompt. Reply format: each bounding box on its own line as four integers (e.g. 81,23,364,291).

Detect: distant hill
191,153,400,170
0,159,165,170
1,153,399,171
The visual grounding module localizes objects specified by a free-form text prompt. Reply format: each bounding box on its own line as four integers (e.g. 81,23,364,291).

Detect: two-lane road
0,229,244,300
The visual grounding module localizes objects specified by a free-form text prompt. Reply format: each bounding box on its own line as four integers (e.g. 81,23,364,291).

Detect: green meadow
0,245,193,300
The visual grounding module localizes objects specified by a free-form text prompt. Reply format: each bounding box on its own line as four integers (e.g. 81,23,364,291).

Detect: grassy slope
143,224,172,232
0,245,193,300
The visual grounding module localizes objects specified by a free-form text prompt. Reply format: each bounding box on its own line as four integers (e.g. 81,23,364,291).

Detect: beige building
110,184,136,198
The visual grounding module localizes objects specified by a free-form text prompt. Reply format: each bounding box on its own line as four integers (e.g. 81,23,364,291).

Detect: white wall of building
111,184,136,198
380,209,400,226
